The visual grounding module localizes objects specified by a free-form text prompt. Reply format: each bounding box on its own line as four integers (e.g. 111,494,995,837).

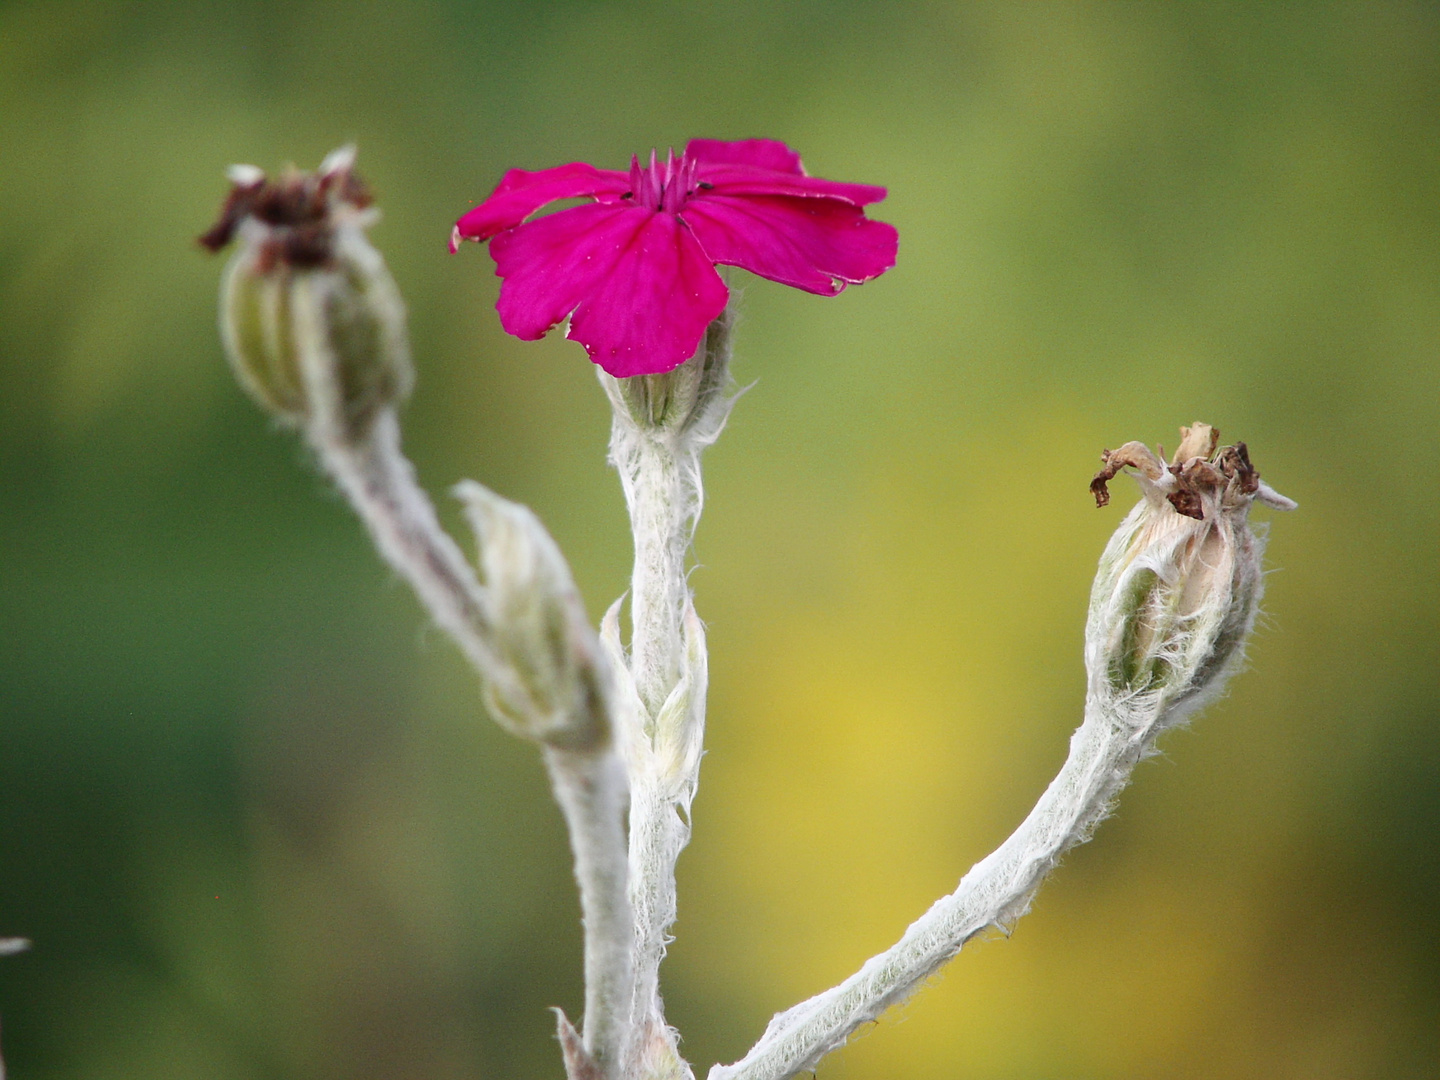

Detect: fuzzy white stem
712,441,1287,1080
625,437,694,719
627,785,691,1068
296,317,635,1076
603,316,734,1079
0,945,22,1080
311,408,505,678
708,688,1172,1080
614,431,704,1078
547,746,636,1077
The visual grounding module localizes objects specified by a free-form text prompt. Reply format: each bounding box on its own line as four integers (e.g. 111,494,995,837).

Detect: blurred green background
2,1,1437,1077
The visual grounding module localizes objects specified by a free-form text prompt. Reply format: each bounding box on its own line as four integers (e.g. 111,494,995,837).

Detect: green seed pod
203,149,412,438
219,248,306,423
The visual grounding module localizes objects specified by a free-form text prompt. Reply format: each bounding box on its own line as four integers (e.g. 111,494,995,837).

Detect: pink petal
490,203,646,340
685,139,887,205
567,214,730,377
489,204,729,377
685,138,805,175
681,194,898,295
451,162,628,249
696,165,888,206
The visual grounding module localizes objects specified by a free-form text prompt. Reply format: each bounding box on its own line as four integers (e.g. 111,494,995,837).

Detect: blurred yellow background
1,1,1436,1077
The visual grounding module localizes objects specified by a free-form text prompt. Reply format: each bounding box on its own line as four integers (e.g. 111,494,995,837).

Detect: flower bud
1087,423,1295,719
599,305,733,438
201,147,411,438
455,481,610,750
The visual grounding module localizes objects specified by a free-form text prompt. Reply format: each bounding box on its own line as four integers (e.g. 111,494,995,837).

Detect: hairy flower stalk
204,151,635,1079
710,424,1294,1080
597,312,735,1080
449,138,895,1078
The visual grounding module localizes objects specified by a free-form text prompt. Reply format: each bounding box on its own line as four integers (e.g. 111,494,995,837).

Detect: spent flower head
1087,423,1296,720
450,138,898,378
200,147,411,436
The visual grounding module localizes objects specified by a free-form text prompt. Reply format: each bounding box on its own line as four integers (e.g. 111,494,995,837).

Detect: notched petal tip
685,137,806,175
448,224,463,254
453,162,631,245
682,194,896,295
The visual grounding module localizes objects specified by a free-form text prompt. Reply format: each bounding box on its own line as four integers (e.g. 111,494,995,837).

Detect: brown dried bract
197,173,266,253
1093,424,1268,521
1090,441,1164,508
1170,422,1220,465
1217,441,1261,496
1089,466,1115,508
1165,481,1205,520
197,161,373,269
554,1010,606,1080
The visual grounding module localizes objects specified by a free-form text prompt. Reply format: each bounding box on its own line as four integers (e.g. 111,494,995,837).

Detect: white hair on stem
597,310,736,1080
708,426,1293,1080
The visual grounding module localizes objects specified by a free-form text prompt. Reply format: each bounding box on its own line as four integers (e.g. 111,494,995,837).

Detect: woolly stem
708,688,1171,1080
309,409,503,676
604,315,734,1079
547,746,636,1077
625,436,694,719
615,431,702,1075
629,785,691,1063
297,325,635,1077
711,436,1291,1080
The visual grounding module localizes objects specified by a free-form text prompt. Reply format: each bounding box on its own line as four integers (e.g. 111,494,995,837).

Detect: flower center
627,148,701,214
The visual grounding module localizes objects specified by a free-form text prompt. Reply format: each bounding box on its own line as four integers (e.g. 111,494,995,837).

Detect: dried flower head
200,147,410,435
1087,423,1296,720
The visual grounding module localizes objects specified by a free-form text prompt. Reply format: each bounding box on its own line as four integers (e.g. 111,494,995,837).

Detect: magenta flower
450,138,898,378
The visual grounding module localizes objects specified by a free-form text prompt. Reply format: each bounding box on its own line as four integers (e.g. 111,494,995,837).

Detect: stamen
627,146,699,213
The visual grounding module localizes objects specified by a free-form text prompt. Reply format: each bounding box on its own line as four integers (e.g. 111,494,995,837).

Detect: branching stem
547,746,636,1076
302,387,635,1077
